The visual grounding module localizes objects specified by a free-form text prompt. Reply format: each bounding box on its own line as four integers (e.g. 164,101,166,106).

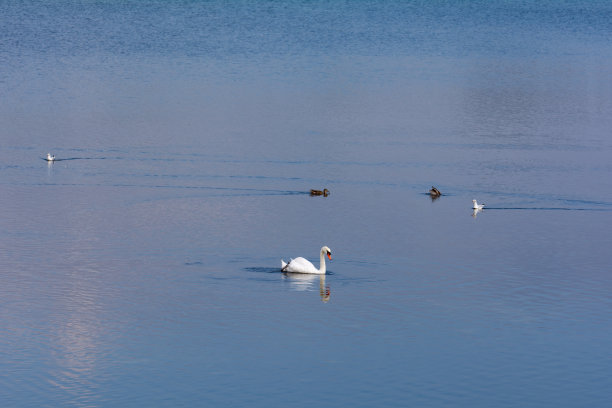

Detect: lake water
2,1,612,406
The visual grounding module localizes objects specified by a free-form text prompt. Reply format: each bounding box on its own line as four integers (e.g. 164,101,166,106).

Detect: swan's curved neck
319,251,327,274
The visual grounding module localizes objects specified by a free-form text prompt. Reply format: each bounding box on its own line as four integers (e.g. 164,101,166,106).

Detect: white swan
46,153,55,162
281,246,332,274
472,199,485,210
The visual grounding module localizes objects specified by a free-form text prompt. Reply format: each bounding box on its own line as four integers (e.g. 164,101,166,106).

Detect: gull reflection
472,208,483,218
283,273,331,302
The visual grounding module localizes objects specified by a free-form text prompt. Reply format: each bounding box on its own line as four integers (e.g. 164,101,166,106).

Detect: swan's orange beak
327,252,332,261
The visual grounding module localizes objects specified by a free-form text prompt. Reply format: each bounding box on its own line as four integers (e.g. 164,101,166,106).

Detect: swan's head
321,246,332,260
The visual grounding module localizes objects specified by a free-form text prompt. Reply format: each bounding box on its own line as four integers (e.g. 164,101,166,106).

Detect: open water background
1,1,612,406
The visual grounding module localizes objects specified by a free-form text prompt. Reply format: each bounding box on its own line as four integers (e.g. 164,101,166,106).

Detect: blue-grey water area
2,1,612,406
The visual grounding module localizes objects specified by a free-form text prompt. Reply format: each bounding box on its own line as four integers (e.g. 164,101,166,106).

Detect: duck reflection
282,273,331,302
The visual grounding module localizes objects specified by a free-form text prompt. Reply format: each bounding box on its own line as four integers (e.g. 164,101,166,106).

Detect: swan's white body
46,153,55,162
472,199,485,210
281,246,332,274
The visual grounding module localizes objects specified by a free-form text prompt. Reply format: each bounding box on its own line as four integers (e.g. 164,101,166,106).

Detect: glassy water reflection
2,0,612,407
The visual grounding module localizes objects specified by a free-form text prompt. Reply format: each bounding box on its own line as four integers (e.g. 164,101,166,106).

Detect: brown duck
428,186,442,197
310,188,330,197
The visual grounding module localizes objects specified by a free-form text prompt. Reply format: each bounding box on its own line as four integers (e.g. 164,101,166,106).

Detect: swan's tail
281,259,288,271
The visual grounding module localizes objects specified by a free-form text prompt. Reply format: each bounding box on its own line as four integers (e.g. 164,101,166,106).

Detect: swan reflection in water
282,273,331,302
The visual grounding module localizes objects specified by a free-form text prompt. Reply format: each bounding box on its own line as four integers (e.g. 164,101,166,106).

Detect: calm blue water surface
2,1,612,407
